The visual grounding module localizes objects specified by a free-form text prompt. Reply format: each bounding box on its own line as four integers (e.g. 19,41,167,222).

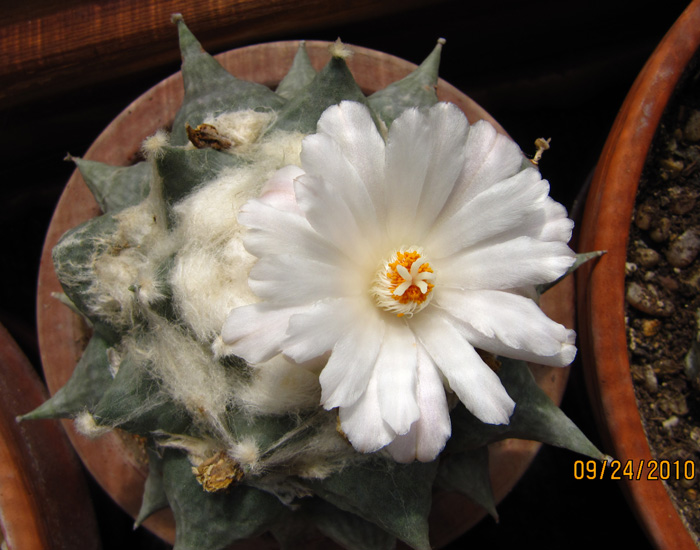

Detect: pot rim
577,1,700,548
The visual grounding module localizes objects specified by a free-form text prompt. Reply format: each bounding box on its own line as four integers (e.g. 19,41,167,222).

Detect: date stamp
574,459,696,481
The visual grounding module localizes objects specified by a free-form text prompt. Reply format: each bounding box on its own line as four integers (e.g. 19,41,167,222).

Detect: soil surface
626,52,700,543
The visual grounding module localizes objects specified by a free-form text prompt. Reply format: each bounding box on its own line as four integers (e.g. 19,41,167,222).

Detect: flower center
370,247,436,317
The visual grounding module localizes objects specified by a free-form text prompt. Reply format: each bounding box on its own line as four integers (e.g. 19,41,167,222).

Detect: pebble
658,274,680,291
626,282,674,316
691,427,700,452
654,357,681,375
666,229,700,268
662,415,679,430
668,185,697,215
641,364,658,392
641,318,661,336
634,245,661,268
650,217,671,242
660,393,689,416
635,203,655,230
660,158,685,176
681,265,700,292
684,109,700,141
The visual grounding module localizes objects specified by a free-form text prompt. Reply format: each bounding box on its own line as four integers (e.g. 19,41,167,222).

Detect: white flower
222,101,576,463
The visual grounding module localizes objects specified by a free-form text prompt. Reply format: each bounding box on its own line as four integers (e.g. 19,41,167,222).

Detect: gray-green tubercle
23,16,603,550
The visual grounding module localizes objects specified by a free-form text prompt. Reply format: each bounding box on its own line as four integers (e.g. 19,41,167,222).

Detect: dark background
0,0,693,548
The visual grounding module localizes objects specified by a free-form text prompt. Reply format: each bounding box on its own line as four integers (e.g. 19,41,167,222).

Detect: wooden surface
577,1,700,548
0,0,441,108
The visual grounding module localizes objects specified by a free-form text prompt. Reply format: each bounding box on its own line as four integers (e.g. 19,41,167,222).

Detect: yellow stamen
387,251,434,304
370,247,436,317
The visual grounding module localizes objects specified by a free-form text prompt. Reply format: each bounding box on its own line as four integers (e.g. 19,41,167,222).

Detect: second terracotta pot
577,1,700,548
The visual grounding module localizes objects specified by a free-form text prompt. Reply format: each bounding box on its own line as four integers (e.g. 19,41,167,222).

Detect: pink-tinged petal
386,344,451,462
411,311,515,425
240,199,344,264
434,288,576,362
315,101,387,218
282,298,359,363
440,120,524,221
257,165,305,214
320,314,385,409
248,254,350,306
437,236,575,290
375,321,419,434
427,168,550,257
221,303,303,364
338,367,396,453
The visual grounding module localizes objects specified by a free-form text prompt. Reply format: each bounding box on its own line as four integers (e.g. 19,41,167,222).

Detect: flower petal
320,313,385,409
439,119,524,221
315,101,387,218
221,303,303,364
248,253,351,306
301,133,382,241
375,321,419,434
383,104,468,243
385,343,451,462
426,167,550,257
411,310,515,425
434,288,576,363
295,102,389,258
282,298,360,363
240,198,344,264
294,173,379,267
338,366,396,453
452,316,577,367
537,197,574,243
437,236,575,290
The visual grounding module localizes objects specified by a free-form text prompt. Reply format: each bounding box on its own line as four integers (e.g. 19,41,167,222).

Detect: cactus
23,16,604,550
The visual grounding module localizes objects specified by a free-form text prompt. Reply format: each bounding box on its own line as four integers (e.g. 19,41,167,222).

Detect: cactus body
24,17,604,550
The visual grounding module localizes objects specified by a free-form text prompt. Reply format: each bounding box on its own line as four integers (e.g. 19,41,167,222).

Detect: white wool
84,195,170,327
329,38,353,60
233,356,322,416
155,434,220,466
170,241,256,342
74,411,112,438
167,131,303,342
228,436,261,469
244,413,357,485
205,110,276,153
129,320,238,428
141,129,170,159
106,347,121,378
257,131,304,168
169,170,259,342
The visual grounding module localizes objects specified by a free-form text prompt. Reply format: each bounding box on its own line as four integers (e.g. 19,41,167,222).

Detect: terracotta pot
577,1,700,548
37,40,575,547
0,323,100,550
